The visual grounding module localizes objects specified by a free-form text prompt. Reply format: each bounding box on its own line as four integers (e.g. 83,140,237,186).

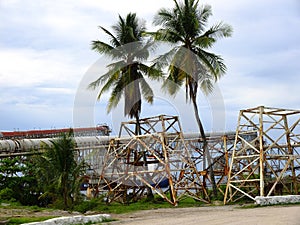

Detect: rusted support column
259,106,265,197
161,133,177,206
284,115,297,194
223,135,229,176
224,110,243,204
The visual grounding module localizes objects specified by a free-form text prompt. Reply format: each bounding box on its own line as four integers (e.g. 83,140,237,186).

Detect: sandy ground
1,204,300,224
109,205,300,225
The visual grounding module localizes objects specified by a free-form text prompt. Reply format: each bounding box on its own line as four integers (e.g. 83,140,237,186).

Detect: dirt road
109,205,300,225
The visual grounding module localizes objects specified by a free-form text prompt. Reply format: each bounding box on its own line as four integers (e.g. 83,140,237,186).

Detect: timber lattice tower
98,115,210,205
224,106,300,203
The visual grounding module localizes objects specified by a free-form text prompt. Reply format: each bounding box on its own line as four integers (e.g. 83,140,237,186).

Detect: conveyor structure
2,106,298,205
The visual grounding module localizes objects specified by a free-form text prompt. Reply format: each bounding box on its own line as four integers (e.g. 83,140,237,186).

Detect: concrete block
21,214,111,225
255,195,300,206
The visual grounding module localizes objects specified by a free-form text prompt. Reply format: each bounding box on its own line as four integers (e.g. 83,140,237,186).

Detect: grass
3,195,299,224
90,195,207,214
90,199,175,214
0,195,206,224
0,201,62,225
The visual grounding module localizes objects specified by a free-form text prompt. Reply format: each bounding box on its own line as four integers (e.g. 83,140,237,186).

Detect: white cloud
0,48,85,88
0,0,299,132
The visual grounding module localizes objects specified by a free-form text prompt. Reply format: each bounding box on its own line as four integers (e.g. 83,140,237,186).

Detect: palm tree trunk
190,93,218,199
62,177,68,209
135,112,141,135
134,112,154,200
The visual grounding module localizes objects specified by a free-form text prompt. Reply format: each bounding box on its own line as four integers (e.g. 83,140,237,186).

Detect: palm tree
34,131,84,209
151,0,232,198
89,13,161,200
89,13,161,135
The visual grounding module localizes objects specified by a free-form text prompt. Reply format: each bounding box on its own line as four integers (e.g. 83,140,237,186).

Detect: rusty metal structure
98,115,207,205
224,106,300,203
0,117,236,205
98,115,237,205
183,131,236,197
5,106,297,205
0,126,236,205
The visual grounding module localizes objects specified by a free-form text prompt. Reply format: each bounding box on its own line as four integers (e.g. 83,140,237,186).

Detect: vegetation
32,131,85,209
89,12,161,135
0,131,85,210
0,196,202,224
88,12,164,199
0,156,39,205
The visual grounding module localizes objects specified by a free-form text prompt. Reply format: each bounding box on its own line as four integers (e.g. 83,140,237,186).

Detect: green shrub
49,198,65,210
0,187,15,201
73,199,100,213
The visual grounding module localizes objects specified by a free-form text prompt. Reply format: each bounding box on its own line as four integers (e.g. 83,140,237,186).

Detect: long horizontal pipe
0,131,239,155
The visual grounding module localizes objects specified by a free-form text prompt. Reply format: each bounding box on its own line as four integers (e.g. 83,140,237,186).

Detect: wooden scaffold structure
184,131,236,197
98,115,211,205
98,114,244,205
224,106,300,203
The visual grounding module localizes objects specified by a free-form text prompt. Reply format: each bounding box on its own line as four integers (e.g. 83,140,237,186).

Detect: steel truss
99,115,209,205
224,106,300,203
1,115,255,205
98,115,237,205
183,132,235,197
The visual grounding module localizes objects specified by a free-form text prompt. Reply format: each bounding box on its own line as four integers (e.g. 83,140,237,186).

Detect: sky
0,0,300,135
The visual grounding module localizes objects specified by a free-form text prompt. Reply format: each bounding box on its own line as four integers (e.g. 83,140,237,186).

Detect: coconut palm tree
151,0,232,197
89,13,161,135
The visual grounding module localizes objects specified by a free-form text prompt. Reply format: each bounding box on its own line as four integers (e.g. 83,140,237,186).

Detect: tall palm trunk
134,111,154,200
134,112,141,135
62,174,68,209
190,89,218,199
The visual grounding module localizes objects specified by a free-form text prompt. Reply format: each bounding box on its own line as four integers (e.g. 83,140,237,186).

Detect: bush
38,192,57,207
73,199,100,213
49,198,65,210
0,187,15,201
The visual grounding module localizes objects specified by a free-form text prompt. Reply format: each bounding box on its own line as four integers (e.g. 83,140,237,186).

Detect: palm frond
138,63,163,81
106,77,125,113
99,26,121,47
91,40,114,54
88,59,125,91
153,8,173,26
194,47,226,79
96,70,120,100
197,4,212,31
91,40,125,60
106,59,127,72
88,70,115,90
131,38,157,61
139,78,154,103
193,35,216,48
193,21,233,48
130,41,150,61
197,49,227,79
204,22,233,40
153,3,186,43
162,65,186,96
152,47,178,71
198,71,214,95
